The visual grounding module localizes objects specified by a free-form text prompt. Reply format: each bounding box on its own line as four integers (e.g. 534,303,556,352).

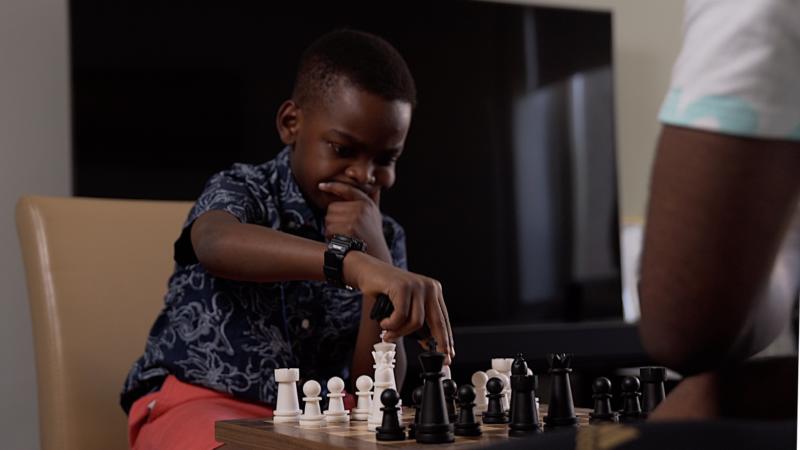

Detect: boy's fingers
439,294,455,361
425,294,451,364
379,288,411,332
319,181,371,202
388,288,426,338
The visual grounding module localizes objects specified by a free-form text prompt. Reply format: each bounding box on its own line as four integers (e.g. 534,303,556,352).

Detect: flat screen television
71,0,648,391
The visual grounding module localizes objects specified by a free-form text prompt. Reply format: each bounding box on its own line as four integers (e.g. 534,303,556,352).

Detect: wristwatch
324,234,367,289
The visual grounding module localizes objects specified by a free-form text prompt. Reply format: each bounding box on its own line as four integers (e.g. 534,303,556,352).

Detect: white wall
0,0,71,449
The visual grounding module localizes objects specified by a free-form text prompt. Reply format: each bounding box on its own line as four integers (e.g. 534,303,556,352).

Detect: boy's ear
276,100,302,145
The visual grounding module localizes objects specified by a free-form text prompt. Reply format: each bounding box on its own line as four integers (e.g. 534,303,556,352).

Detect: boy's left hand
319,181,392,262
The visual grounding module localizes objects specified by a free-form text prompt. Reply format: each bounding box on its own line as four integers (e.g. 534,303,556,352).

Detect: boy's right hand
344,251,455,365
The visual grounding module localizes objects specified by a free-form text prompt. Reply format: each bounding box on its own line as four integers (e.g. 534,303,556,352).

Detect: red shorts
128,376,273,449
128,375,356,449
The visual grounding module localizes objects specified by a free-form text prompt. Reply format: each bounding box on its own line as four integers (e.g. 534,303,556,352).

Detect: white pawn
486,368,501,381
368,367,393,429
324,376,349,424
299,380,324,428
273,368,301,423
351,375,373,421
471,371,489,415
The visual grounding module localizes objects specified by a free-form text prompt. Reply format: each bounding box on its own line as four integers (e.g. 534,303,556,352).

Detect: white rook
273,368,301,423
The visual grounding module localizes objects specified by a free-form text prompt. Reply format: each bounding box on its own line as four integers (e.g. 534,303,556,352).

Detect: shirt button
301,319,311,330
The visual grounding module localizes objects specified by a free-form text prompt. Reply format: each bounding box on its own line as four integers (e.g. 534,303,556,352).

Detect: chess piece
498,373,511,413
492,358,514,411
369,367,393,429
376,389,406,441
619,376,644,423
454,384,482,436
415,343,455,444
589,377,618,424
482,377,509,424
299,380,324,427
640,367,666,415
372,341,401,410
351,375,373,421
442,379,458,423
486,370,511,412
408,385,424,440
492,357,514,379
508,353,540,436
324,376,349,423
273,368,301,423
485,369,501,389
471,371,489,416
544,353,578,429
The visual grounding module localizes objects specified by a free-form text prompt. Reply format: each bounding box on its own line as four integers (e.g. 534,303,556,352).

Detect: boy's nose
345,163,375,186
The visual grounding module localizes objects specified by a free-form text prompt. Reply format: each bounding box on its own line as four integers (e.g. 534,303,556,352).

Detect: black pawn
640,367,666,415
619,376,644,423
408,385,424,440
589,377,618,424
482,377,509,424
415,346,455,444
544,353,578,429
376,389,406,441
509,353,540,436
442,379,458,423
454,384,482,436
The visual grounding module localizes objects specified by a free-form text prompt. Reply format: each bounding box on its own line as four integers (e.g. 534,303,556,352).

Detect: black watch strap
324,235,366,289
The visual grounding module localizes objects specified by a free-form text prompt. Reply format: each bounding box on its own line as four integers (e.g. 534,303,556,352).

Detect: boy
122,29,455,449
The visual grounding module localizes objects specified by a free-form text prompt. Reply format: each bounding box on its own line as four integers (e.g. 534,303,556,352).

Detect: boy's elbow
193,227,232,276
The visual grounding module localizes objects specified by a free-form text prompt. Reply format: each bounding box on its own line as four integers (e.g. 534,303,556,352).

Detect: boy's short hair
292,29,417,109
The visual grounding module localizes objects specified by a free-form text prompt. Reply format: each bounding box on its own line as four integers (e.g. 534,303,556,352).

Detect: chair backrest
16,195,192,450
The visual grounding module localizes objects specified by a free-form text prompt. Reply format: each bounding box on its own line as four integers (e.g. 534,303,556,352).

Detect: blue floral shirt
120,147,407,413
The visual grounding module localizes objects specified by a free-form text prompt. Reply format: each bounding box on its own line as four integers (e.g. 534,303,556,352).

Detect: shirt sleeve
174,164,279,265
659,0,800,141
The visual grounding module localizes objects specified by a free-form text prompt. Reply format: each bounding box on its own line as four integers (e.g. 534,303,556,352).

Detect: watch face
331,235,365,251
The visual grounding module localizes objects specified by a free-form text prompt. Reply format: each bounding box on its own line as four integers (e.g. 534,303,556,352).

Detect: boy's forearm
192,210,393,284
192,210,329,282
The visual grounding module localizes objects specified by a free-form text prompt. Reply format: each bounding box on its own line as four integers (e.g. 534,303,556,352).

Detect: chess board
216,406,592,450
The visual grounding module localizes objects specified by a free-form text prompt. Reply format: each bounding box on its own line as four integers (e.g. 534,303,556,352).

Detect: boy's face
277,78,412,211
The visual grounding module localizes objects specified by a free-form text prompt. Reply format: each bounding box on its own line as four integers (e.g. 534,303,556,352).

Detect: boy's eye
375,154,399,166
328,141,354,158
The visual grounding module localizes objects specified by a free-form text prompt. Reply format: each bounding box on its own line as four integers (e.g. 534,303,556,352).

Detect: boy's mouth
324,180,377,197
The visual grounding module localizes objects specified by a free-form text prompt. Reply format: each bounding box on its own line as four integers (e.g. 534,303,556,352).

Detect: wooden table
216,406,592,449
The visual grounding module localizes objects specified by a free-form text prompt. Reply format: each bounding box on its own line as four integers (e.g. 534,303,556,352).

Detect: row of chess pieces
271,339,405,428
271,345,668,443
472,356,668,427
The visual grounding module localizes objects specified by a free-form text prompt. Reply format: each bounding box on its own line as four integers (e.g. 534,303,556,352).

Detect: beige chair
16,195,192,450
